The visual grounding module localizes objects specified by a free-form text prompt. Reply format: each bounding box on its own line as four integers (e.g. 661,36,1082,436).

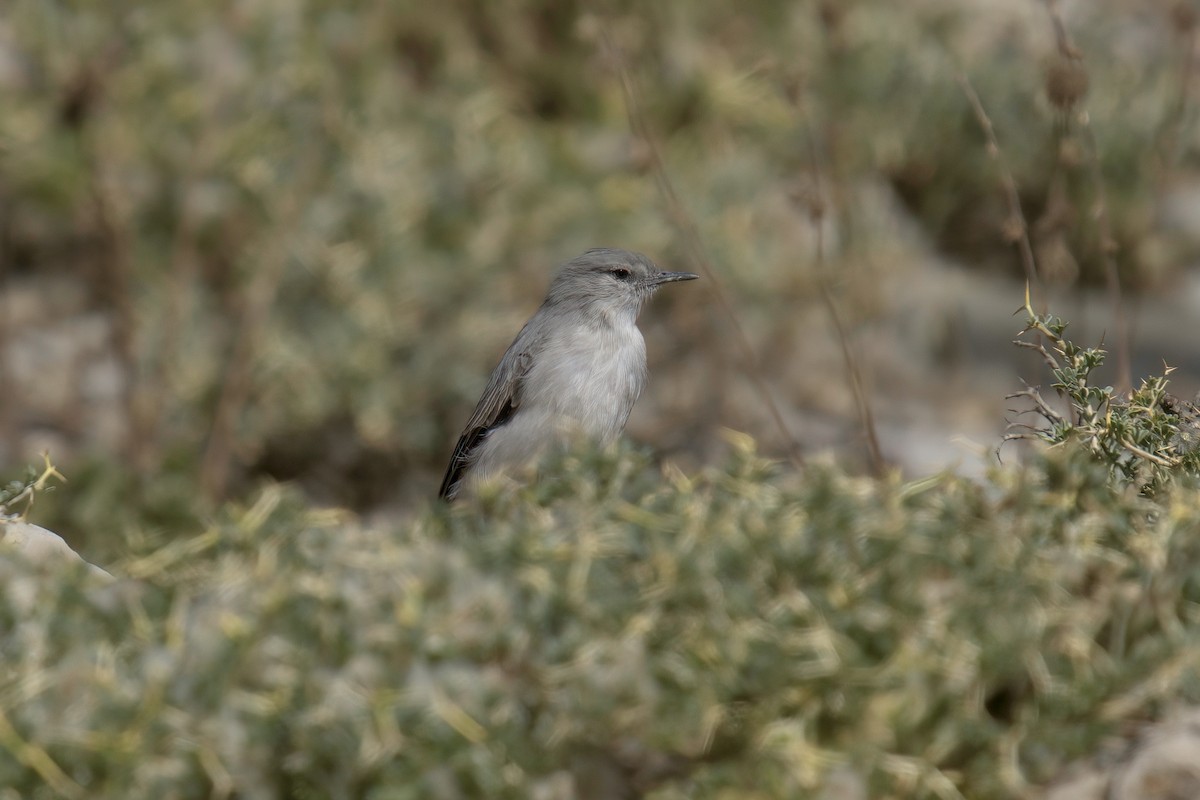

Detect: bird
438,248,698,501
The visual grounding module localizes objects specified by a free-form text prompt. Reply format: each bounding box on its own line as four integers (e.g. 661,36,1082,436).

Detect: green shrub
3,440,1198,799
1010,292,1200,495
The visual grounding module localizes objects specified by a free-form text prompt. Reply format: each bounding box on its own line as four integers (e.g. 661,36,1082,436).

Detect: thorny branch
1006,386,1066,425
1012,340,1061,376
1008,293,1200,493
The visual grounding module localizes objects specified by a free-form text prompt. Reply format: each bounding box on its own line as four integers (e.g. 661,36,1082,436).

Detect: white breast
467,316,647,487
526,317,647,441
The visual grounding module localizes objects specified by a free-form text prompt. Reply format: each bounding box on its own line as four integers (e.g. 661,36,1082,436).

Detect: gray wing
438,321,542,501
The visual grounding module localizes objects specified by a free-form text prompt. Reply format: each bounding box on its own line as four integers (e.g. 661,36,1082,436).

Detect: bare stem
956,72,1043,305
142,148,208,474
1006,385,1067,424
1012,339,1062,374
1040,0,1132,394
1122,440,1174,467
0,188,12,455
601,30,804,467
199,180,309,502
799,108,885,476
82,128,145,469
1157,14,1197,188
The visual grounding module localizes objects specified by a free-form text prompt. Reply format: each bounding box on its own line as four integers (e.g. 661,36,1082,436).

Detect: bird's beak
649,271,700,286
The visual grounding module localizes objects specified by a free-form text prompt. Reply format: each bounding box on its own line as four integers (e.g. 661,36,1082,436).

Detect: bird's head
545,248,698,321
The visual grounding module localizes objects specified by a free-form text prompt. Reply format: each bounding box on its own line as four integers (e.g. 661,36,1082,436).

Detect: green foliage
3,442,1199,799
0,457,65,522
1011,297,1200,494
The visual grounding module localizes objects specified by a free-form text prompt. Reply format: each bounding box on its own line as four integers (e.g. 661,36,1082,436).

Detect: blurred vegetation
4,1,1200,544
5,3,1200,795
3,441,1200,799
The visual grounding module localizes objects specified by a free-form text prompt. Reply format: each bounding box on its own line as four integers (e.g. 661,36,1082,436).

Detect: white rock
1044,707,1200,800
1108,707,1200,800
0,520,113,581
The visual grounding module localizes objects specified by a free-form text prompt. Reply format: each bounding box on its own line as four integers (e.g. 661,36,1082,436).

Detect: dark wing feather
438,325,541,501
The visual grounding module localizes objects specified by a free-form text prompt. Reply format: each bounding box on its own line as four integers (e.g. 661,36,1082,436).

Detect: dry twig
797,105,885,476
0,188,12,453
82,129,145,468
199,175,314,501
141,146,210,474
600,30,804,467
1006,386,1066,424
956,73,1043,305
1012,339,1061,374
1157,5,1198,188
1039,0,1132,394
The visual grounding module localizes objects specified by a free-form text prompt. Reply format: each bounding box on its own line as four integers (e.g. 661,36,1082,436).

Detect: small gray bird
439,248,698,501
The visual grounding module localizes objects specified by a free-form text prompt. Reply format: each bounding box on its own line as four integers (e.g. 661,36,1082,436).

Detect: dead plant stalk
1040,0,1132,395
798,107,885,476
200,189,306,502
601,31,804,467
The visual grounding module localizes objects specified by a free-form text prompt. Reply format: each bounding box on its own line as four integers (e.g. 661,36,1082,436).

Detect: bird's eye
611,268,632,281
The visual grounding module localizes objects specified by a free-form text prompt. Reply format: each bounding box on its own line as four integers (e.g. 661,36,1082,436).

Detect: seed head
1044,59,1089,111
1171,2,1197,34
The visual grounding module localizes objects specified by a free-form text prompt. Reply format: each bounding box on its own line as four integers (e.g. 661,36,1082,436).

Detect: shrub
3,440,1198,799
1009,291,1200,495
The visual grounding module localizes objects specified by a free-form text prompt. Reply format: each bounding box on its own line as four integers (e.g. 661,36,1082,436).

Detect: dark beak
650,271,700,286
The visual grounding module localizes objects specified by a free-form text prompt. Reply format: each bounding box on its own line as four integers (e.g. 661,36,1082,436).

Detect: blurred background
3,0,1200,554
